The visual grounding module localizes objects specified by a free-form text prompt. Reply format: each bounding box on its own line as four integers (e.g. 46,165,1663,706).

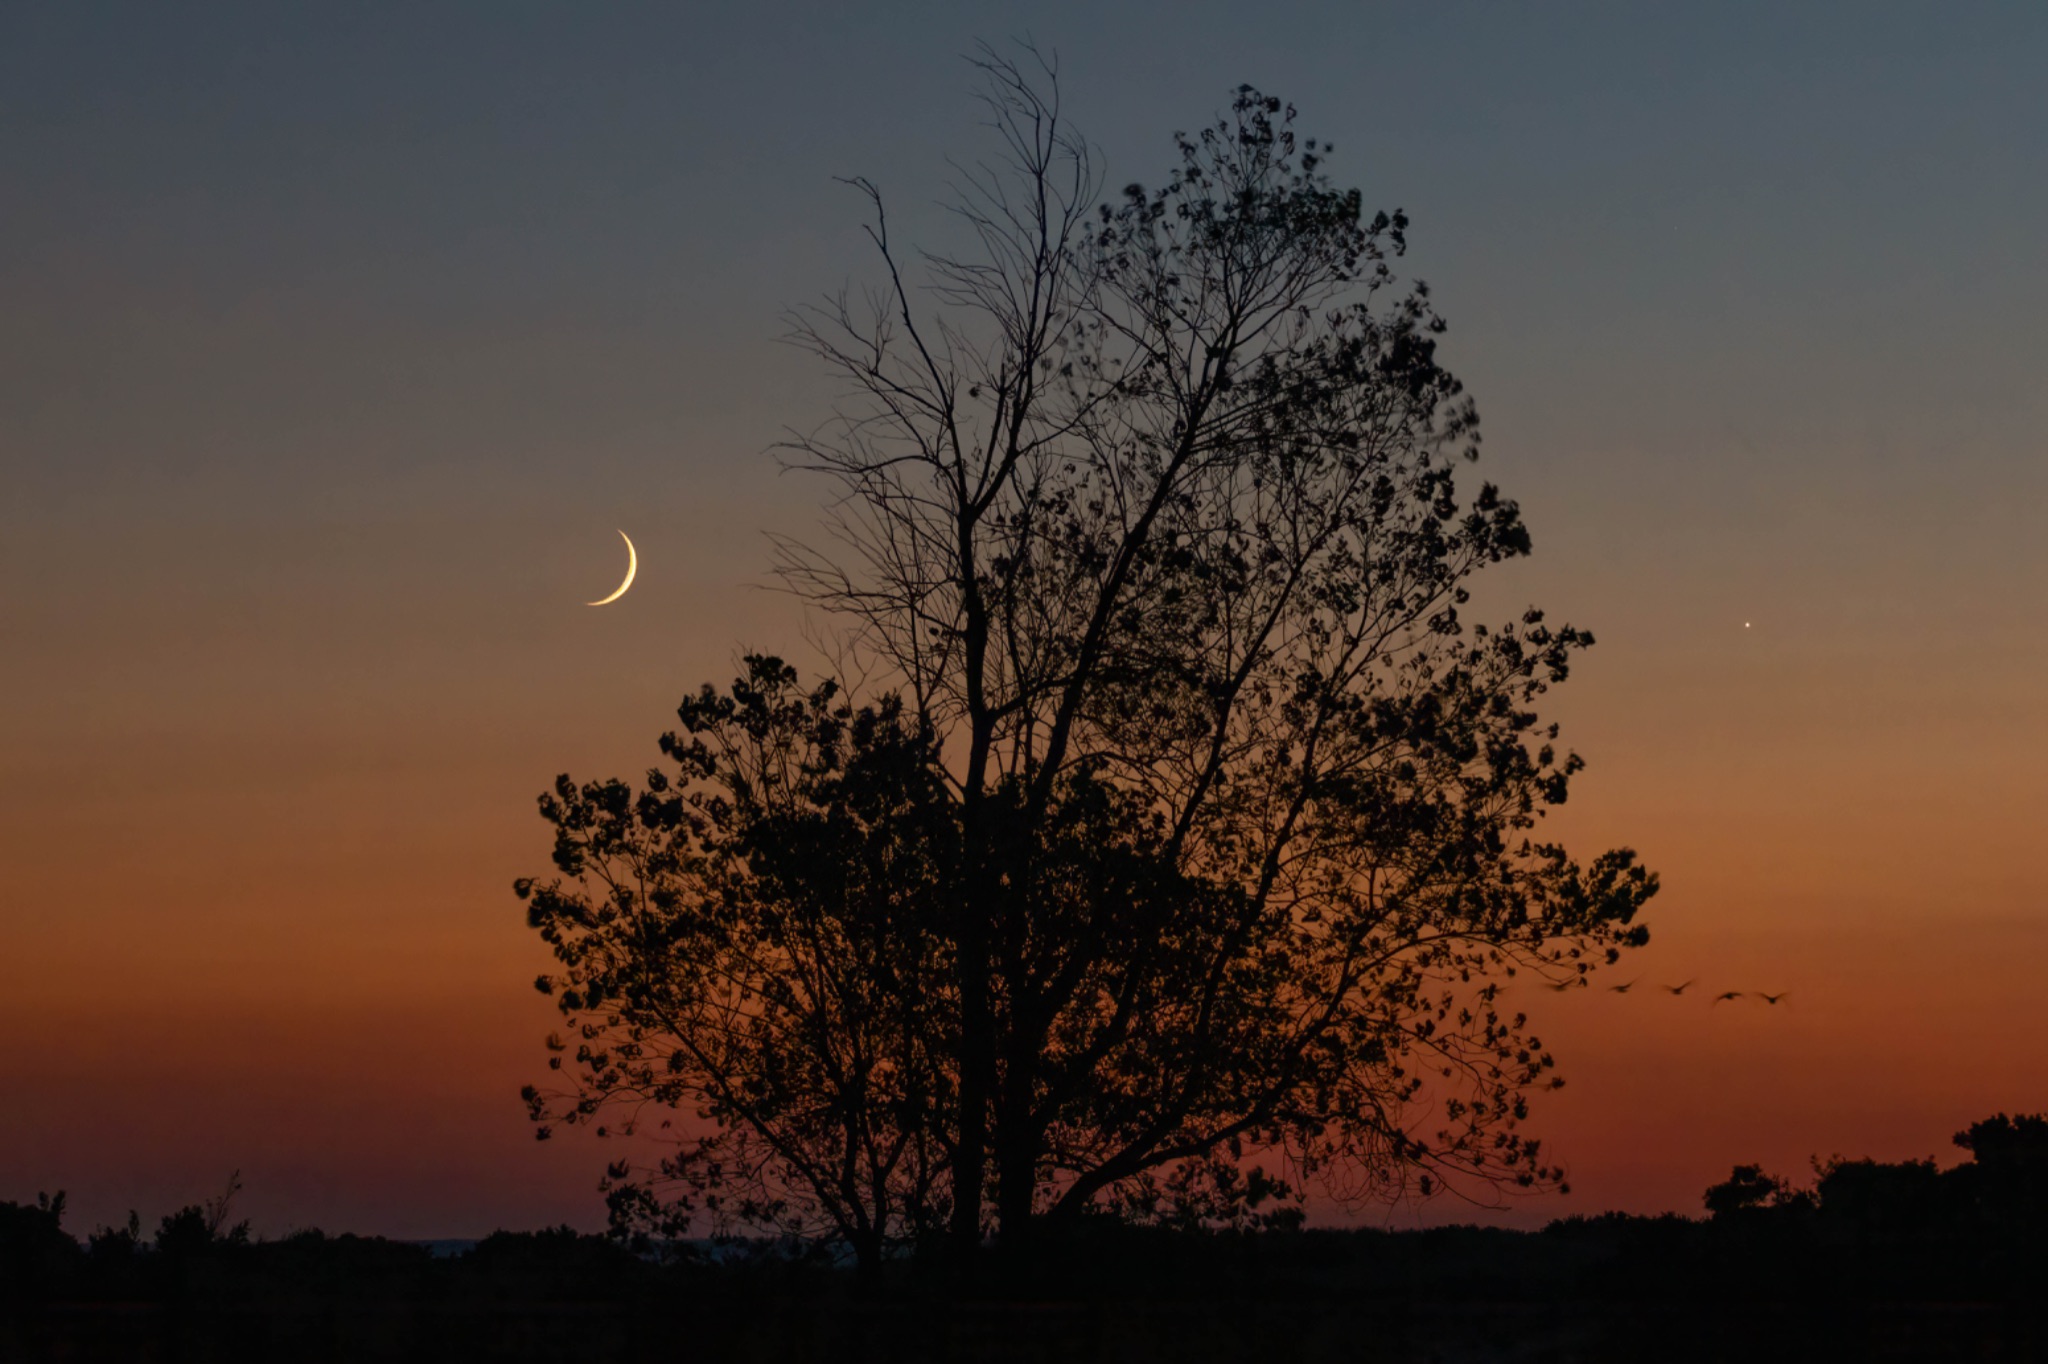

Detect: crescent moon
587,530,637,606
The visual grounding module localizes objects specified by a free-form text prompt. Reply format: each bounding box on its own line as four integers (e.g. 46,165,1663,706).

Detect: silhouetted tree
1703,1164,1813,1220
85,1210,143,1262
0,1192,79,1300
780,49,1655,1250
1811,1156,1950,1248
1948,1111,2048,1231
153,1172,251,1258
524,48,1655,1264
522,666,957,1270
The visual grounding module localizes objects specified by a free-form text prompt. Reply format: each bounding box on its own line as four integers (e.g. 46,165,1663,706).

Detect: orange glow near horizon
5,4,2045,1243
7,614,2044,1238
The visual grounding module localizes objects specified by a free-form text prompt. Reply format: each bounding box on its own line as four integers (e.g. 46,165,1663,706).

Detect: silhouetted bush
5,1112,2046,1360
0,1195,80,1302
1951,1111,2048,1228
1703,1163,1814,1220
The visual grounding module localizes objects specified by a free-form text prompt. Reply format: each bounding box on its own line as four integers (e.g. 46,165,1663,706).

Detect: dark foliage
521,667,959,1268
6,1116,2046,1359
0,1194,76,1303
1701,1162,1813,1220
521,48,1655,1270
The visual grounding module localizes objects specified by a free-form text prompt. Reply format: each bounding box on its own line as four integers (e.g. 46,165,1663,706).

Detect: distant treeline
3,1113,2043,1362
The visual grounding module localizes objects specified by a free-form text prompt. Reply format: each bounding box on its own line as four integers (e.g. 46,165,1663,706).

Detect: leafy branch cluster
521,49,1655,1270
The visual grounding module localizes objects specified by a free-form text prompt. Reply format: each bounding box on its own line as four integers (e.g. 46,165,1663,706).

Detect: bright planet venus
587,530,637,606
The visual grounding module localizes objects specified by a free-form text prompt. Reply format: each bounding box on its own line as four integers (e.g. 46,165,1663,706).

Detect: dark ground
5,1212,2044,1363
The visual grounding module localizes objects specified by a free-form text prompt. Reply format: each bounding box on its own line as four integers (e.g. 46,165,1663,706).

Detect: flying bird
1664,980,1697,996
1758,992,1789,1005
1713,991,1744,1005
1545,979,1578,993
1608,981,1638,994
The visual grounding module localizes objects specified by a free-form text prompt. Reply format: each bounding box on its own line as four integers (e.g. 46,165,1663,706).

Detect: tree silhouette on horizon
520,46,1655,1271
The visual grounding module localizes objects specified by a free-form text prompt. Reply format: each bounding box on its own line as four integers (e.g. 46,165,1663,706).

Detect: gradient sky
5,2,2045,1238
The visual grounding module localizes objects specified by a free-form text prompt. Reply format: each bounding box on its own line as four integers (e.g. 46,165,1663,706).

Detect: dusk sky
5,2,2045,1239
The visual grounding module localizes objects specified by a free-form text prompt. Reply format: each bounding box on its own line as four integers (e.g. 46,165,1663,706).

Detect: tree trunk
949,820,994,1264
951,947,989,1261
995,1110,1039,1244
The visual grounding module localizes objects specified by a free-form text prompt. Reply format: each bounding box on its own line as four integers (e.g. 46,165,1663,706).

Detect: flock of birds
1550,978,1789,1005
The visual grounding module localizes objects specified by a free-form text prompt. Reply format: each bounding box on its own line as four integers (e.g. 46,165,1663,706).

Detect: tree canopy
521,49,1656,1270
